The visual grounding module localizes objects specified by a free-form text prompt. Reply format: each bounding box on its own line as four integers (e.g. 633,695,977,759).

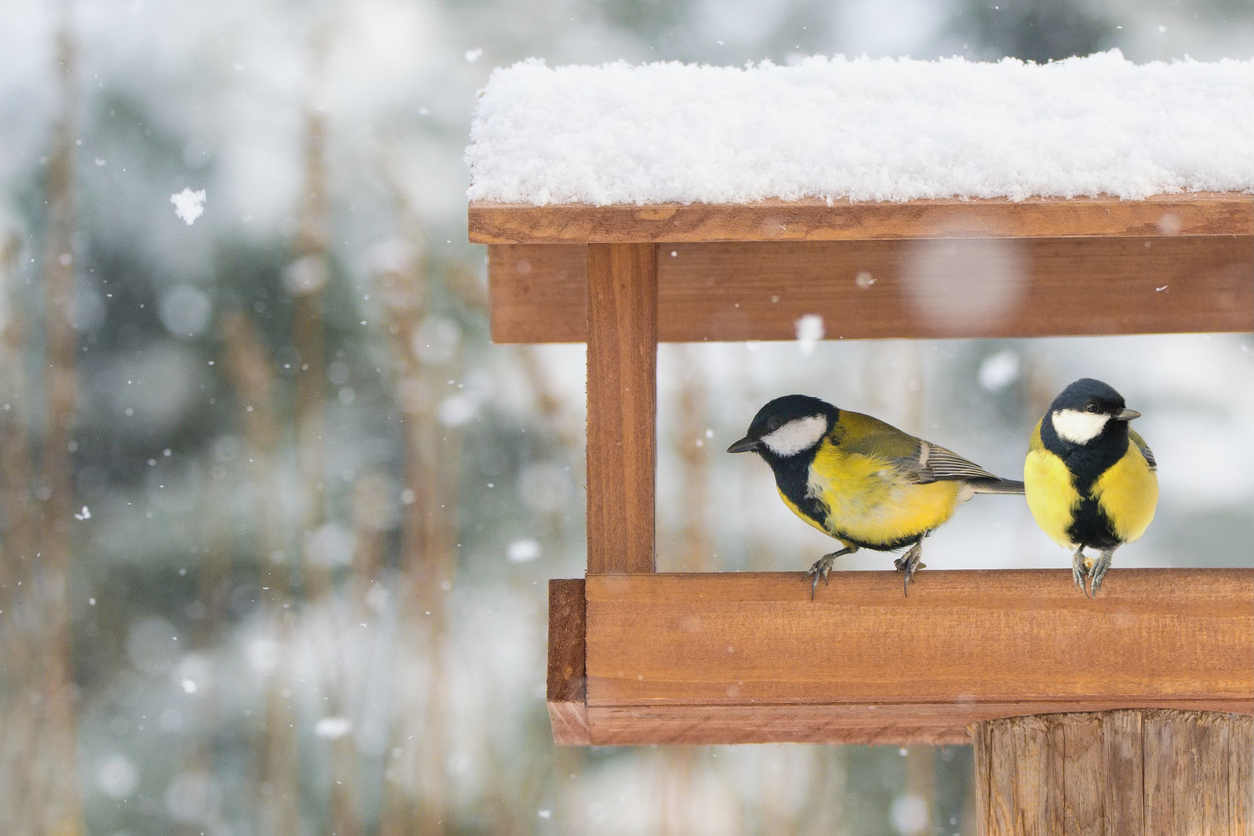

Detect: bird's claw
806,556,834,600
1088,551,1113,596
1071,548,1089,596
806,546,856,600
1071,548,1113,597
894,541,925,597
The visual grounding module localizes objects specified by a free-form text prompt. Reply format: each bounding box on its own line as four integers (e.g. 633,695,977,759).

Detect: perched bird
1025,378,1158,597
728,394,1025,597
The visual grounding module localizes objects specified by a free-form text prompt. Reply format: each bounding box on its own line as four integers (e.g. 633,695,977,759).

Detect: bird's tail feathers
970,478,1025,495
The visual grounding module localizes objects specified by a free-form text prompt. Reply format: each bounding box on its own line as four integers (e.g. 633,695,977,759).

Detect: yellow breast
801,442,962,546
1093,445,1158,543
1024,447,1080,548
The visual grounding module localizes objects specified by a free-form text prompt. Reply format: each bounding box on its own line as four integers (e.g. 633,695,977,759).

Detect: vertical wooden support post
973,710,1253,835
586,243,657,574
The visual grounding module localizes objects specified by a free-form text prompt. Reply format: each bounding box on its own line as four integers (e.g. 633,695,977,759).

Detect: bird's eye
1084,402,1100,414
767,418,782,432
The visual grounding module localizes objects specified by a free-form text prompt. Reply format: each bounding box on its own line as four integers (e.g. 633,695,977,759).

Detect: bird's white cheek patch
1051,409,1110,444
761,415,828,456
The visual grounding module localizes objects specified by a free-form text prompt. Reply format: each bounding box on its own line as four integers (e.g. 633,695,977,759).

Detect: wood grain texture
974,711,1254,836
487,236,1254,343
580,702,1229,747
574,570,1253,745
1232,718,1254,836
547,579,589,745
585,244,657,573
469,193,1253,244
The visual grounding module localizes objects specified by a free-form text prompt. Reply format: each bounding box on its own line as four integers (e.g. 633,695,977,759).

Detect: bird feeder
468,56,1254,832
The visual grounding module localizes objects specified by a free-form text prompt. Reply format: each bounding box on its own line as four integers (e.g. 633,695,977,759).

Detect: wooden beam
562,570,1254,745
470,193,1252,244
973,711,1254,835
547,579,589,745
488,236,1254,343
586,244,657,573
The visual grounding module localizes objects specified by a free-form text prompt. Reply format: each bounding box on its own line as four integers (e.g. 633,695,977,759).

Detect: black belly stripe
1066,495,1122,551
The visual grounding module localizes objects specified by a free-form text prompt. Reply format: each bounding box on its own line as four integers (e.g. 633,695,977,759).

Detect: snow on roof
465,51,1254,206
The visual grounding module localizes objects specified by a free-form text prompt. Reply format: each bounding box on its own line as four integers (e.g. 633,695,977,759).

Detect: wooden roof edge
468,191,1254,244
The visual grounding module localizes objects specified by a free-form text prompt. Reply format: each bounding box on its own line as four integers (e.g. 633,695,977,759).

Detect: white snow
466,51,1254,205
794,314,825,355
170,187,207,224
314,716,353,739
977,350,1021,391
507,538,541,563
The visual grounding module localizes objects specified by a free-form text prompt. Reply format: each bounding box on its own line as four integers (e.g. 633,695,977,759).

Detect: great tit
729,394,1025,597
1024,378,1158,597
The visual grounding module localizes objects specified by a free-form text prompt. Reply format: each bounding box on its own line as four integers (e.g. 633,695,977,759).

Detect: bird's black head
727,394,838,460
1045,378,1140,447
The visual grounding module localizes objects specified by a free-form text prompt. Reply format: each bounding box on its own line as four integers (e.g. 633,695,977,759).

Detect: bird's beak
727,435,760,454
1113,408,1141,422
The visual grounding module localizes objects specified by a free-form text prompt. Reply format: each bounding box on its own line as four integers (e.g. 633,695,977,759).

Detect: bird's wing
1129,428,1157,471
909,442,1004,484
837,412,926,464
836,411,1003,485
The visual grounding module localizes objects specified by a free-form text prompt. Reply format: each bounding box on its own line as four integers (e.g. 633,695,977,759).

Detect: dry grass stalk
370,179,460,835
22,7,87,833
291,25,366,836
673,346,712,571
0,231,45,836
218,310,300,836
292,24,332,605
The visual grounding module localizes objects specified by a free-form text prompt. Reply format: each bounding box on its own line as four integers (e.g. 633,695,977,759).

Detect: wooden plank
581,701,1226,747
585,244,657,573
489,244,588,343
575,571,1253,745
1101,710,1145,834
546,579,589,745
974,711,1253,835
488,236,1254,343
469,193,1253,244
1232,716,1254,836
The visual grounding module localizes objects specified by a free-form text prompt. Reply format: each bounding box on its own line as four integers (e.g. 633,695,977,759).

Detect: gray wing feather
894,441,1004,484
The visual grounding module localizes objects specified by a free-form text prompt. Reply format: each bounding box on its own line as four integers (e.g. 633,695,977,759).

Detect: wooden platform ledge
547,570,1254,746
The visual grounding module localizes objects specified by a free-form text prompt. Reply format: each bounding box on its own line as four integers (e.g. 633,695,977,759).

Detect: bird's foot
807,546,856,600
1088,550,1114,596
1071,548,1090,596
894,541,926,597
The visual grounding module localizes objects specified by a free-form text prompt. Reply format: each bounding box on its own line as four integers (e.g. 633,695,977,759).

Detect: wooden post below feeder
973,710,1253,835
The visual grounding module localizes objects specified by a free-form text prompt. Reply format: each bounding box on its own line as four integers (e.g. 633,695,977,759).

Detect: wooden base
973,711,1253,834
547,571,1254,746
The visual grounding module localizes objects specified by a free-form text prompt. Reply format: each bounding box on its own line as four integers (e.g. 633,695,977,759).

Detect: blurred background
1,0,1251,833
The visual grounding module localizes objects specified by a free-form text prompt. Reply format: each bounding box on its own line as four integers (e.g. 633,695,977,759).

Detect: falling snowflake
315,716,352,739
508,539,541,563
170,188,206,225
795,314,825,355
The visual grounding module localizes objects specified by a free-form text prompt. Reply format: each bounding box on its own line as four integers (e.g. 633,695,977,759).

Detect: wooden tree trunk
973,710,1253,835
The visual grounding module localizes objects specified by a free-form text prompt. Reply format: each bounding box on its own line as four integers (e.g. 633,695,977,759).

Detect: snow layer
466,51,1254,205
